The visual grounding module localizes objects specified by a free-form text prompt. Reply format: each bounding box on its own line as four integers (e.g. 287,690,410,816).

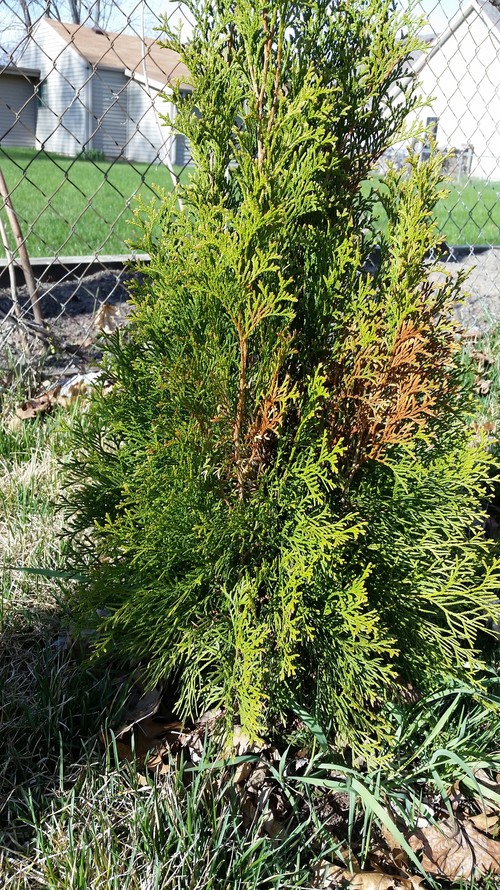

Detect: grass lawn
434,177,500,246
0,148,499,258
367,174,500,248
0,147,188,258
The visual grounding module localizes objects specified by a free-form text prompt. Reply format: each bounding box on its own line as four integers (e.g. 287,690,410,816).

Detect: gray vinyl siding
0,75,37,148
125,80,176,164
174,133,192,167
126,79,160,163
173,90,194,167
16,19,90,156
91,69,128,159
35,60,89,156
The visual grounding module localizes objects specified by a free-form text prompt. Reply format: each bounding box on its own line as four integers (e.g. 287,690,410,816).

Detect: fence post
0,167,44,327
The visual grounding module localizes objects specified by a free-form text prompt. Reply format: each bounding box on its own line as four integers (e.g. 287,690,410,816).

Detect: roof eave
0,64,40,78
125,69,168,90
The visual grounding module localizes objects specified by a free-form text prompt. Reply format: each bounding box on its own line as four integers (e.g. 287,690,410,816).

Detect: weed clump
66,0,499,754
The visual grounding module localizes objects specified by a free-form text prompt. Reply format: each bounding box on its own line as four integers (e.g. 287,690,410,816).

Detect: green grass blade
8,565,87,582
296,773,432,882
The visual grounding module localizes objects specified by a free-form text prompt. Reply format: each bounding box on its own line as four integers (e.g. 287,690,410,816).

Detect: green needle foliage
65,0,500,755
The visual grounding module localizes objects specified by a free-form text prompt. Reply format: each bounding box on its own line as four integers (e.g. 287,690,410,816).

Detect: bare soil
0,267,133,390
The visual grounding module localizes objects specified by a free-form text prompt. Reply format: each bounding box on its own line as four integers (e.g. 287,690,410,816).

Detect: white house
1,18,191,165
408,0,500,180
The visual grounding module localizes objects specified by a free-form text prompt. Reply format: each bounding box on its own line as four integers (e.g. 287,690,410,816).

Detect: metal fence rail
0,0,499,399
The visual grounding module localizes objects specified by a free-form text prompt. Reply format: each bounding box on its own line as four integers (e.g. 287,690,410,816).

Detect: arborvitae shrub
66,0,500,754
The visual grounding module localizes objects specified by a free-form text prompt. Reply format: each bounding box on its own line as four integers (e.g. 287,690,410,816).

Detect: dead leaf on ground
472,420,497,436
473,769,500,801
116,683,164,737
247,763,269,793
346,873,422,890
57,376,94,403
461,329,481,342
471,350,493,368
5,413,22,431
408,817,500,880
448,780,465,814
379,820,409,859
102,682,184,764
470,812,500,835
146,746,172,775
233,760,254,785
231,724,267,756
311,864,423,890
370,830,409,874
475,377,492,395
240,791,257,828
197,707,224,727
12,372,108,423
178,729,204,764
111,738,139,763
94,301,121,334
467,768,500,816
15,393,53,419
103,717,182,762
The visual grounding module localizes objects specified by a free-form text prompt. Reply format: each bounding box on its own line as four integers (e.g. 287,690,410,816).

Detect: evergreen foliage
66,0,500,754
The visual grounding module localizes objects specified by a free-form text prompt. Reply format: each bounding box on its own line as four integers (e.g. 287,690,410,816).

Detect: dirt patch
0,267,133,390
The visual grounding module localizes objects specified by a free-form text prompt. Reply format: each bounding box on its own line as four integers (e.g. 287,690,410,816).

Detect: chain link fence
0,0,193,401
0,0,499,402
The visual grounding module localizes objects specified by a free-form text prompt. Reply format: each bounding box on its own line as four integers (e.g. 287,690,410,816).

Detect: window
36,79,48,107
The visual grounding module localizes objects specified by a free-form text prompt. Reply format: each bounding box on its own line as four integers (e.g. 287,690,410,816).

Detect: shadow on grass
0,607,329,890
0,605,126,854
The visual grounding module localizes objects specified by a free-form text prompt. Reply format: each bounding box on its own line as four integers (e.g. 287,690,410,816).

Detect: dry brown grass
0,413,115,881
0,427,66,624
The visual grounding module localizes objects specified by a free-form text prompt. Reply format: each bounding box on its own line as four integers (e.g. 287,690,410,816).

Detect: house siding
16,19,90,156
13,18,186,164
0,74,37,148
410,5,500,179
174,133,191,167
91,68,128,159
125,79,176,164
